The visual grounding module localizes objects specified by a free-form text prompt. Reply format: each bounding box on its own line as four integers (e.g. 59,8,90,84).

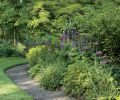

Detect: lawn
0,57,33,100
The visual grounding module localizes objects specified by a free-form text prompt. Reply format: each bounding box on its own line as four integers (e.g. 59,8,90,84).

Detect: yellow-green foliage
97,96,120,100
26,45,46,66
38,61,66,90
57,4,83,16
28,1,50,28
15,42,26,53
63,60,117,100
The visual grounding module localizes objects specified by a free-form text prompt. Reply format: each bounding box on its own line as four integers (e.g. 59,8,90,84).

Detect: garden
0,0,120,100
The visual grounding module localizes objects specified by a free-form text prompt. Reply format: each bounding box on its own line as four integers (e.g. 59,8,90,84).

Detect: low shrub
26,45,47,66
15,42,26,56
63,60,117,100
28,64,41,77
26,45,60,67
38,61,66,90
28,60,49,77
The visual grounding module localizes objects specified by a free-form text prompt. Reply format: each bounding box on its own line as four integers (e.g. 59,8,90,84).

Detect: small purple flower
96,51,103,56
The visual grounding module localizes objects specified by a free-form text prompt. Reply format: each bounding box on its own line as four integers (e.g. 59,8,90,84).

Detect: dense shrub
110,64,120,87
26,45,47,66
94,7,120,63
63,60,117,100
28,60,50,77
28,64,41,78
38,62,66,90
0,40,20,57
80,5,120,63
26,45,63,67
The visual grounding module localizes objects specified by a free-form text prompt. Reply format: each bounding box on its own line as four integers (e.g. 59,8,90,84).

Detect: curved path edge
5,64,76,100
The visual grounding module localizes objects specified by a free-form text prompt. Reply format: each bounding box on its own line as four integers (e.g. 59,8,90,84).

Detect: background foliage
0,0,120,62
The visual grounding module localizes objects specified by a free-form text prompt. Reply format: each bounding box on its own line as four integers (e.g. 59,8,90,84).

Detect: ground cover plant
0,57,32,100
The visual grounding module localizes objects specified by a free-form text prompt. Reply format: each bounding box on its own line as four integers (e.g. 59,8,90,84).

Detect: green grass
0,57,33,100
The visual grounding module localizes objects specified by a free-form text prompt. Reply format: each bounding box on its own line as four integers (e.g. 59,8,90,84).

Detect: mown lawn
0,57,33,100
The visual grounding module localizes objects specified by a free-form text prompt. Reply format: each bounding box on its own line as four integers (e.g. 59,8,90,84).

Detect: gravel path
5,64,76,100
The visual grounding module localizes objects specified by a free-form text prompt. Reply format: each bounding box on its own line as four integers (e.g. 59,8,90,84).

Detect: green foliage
26,45,47,66
1,0,120,63
26,46,67,90
28,64,41,77
38,62,66,90
26,45,119,96
56,4,83,16
26,44,119,97
110,64,120,87
91,6,120,63
15,42,26,54
0,0,32,44
63,60,117,99
97,96,120,100
0,40,20,57
28,1,50,29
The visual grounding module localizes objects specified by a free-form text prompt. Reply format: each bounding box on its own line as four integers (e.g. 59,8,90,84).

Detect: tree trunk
14,30,16,45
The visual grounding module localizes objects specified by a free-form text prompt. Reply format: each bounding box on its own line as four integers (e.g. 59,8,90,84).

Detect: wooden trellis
28,28,93,51
55,29,93,51
78,33,92,52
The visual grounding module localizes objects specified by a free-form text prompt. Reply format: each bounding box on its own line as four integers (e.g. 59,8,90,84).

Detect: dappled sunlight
0,83,22,94
19,80,38,86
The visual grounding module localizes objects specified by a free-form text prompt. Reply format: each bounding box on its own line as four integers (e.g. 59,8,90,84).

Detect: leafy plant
63,59,117,100
38,61,66,90
26,45,47,66
0,40,20,57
